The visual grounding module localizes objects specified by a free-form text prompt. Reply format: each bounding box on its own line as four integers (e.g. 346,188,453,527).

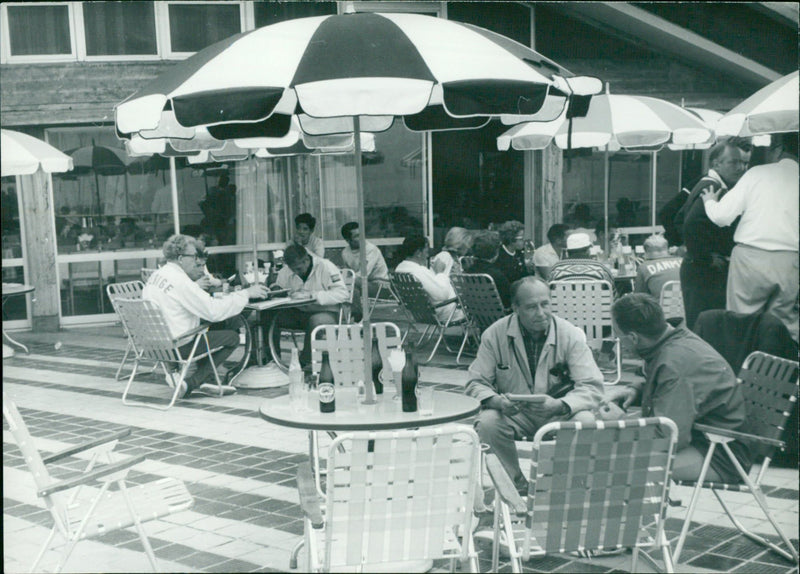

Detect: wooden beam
552,2,782,86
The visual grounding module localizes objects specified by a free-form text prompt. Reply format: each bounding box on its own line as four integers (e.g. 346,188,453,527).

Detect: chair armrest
484,453,527,516
37,454,146,498
42,428,132,464
694,423,784,449
297,462,324,528
432,297,458,309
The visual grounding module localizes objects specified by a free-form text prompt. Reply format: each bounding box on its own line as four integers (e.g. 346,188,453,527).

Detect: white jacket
143,262,248,339
395,259,463,323
275,254,349,313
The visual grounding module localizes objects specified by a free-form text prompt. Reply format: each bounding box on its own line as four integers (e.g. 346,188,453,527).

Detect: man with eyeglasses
675,141,747,329
143,234,268,398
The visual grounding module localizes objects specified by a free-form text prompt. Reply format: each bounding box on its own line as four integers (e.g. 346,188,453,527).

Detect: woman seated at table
395,234,463,323
430,227,472,276
495,220,529,284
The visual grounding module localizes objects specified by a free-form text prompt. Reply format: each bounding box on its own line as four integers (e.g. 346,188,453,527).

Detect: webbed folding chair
115,297,226,410
673,351,799,564
485,418,679,573
451,273,509,334
106,280,148,381
297,425,481,573
549,279,622,384
659,280,685,322
3,392,193,573
390,271,471,363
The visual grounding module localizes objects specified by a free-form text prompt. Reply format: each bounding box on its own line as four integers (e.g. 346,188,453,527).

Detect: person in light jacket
466,276,604,493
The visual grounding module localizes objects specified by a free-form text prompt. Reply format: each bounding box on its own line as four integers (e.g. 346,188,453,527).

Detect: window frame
0,1,254,64
1,2,78,64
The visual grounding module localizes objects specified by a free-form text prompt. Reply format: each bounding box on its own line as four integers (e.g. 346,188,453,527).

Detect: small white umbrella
1,129,73,176
498,92,715,251
717,70,799,137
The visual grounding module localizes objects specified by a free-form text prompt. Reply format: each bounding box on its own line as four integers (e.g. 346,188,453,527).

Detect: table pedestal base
233,363,289,389
3,344,15,359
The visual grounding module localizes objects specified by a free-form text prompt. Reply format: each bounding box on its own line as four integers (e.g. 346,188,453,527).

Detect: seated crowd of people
136,134,797,479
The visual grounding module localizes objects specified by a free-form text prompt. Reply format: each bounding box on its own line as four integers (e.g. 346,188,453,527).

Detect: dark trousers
177,329,239,389
264,308,338,366
680,258,727,331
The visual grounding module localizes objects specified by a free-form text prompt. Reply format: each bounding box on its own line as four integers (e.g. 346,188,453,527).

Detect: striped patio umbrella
115,11,602,401
1,129,73,176
497,93,716,250
717,71,799,137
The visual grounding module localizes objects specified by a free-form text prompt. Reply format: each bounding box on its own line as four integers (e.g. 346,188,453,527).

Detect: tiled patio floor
3,323,798,573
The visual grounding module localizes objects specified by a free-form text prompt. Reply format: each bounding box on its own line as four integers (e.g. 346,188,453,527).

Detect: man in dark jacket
607,294,751,482
677,142,746,329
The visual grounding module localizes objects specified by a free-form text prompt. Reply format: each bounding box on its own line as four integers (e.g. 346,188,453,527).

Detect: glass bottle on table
401,344,418,412
371,336,384,395
318,351,335,413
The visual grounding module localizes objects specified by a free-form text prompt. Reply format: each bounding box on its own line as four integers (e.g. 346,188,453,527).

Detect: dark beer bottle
318,351,335,413
401,345,418,412
371,337,383,394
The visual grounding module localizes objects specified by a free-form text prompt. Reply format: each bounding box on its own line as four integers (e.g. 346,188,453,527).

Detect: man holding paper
466,276,605,494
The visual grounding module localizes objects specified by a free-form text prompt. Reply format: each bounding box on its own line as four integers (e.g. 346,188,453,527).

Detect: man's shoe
196,383,236,397
179,380,192,399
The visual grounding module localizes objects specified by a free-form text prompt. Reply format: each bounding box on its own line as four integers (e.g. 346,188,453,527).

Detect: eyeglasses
179,252,200,262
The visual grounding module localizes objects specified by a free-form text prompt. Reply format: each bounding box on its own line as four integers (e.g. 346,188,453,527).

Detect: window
166,2,242,55
83,2,157,56
5,3,73,59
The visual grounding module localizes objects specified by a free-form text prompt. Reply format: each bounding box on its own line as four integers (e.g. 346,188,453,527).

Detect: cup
417,386,434,416
392,370,402,399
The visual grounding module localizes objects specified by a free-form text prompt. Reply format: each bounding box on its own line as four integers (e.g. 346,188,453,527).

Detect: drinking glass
418,386,434,416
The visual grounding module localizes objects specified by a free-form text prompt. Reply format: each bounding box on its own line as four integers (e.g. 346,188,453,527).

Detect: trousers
177,329,239,390
680,258,728,331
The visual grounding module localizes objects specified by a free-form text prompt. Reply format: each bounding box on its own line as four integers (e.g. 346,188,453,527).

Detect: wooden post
538,144,563,245
20,169,60,331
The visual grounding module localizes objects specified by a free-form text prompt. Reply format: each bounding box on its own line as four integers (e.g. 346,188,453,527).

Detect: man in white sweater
144,234,268,398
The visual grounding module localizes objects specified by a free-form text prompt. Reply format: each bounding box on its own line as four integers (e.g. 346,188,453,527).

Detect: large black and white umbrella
116,11,601,401
717,70,799,137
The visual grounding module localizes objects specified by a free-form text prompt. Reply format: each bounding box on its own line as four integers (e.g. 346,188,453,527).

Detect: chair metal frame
114,297,226,410
297,424,481,573
485,417,679,573
390,271,471,364
659,280,685,321
3,391,193,573
106,280,151,381
672,351,800,564
549,279,622,384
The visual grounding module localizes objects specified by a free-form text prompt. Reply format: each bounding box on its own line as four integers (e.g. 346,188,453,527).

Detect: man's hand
486,395,520,416
525,395,569,420
605,385,638,409
195,276,213,291
710,253,727,271
701,186,721,203
246,284,269,300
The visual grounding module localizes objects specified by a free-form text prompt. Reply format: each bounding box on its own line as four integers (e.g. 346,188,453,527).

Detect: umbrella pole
604,146,610,256
170,157,180,235
94,172,101,218
354,117,375,405
651,151,657,227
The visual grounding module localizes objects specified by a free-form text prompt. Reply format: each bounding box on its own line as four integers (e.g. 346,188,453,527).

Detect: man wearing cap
547,232,615,286
634,235,682,298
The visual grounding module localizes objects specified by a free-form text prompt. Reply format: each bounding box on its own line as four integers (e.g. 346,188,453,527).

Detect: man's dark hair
295,213,316,230
547,223,569,244
773,132,798,158
510,276,549,306
284,243,310,265
472,230,500,260
612,293,668,338
399,234,427,260
341,221,358,240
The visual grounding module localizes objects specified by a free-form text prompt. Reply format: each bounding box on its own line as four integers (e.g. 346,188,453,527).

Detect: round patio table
3,283,35,358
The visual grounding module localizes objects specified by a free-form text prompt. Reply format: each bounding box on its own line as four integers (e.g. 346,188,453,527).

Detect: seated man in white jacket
267,244,350,366
143,234,268,398
395,234,463,323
